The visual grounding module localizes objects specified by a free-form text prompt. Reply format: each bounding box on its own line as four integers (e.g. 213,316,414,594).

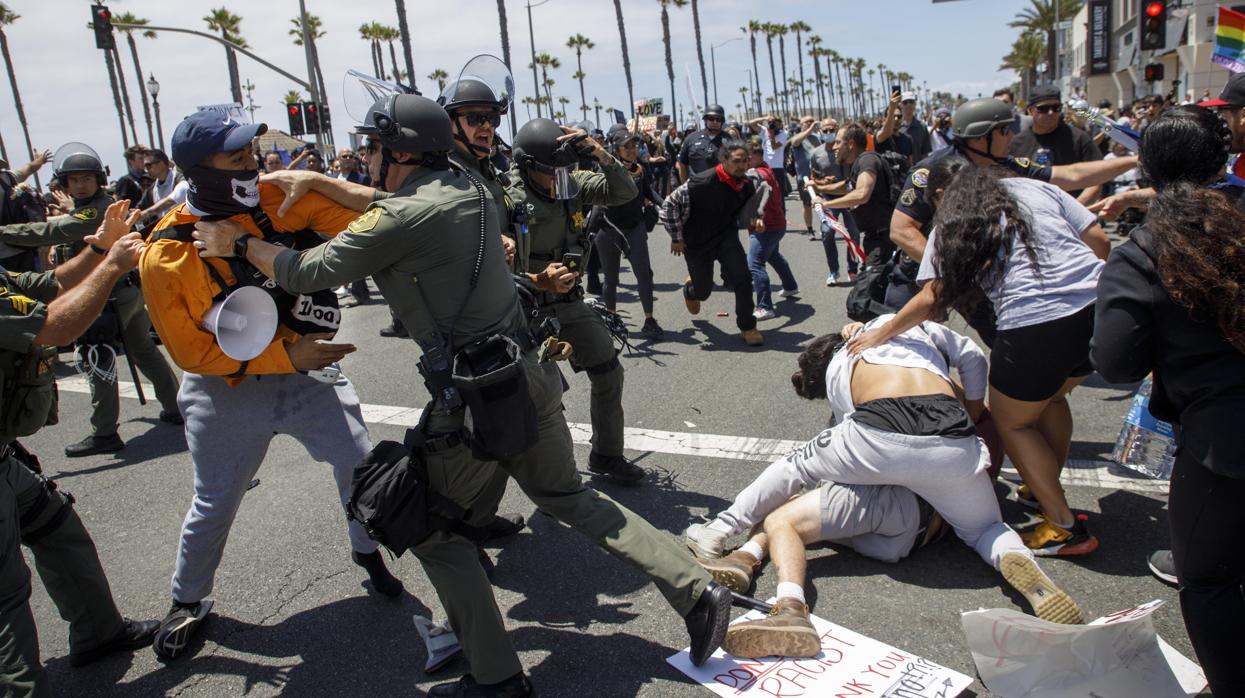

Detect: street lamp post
710,37,743,106
593,97,601,127
526,0,551,119
147,73,164,151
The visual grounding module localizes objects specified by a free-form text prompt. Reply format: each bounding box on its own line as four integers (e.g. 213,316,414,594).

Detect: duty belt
533,285,585,306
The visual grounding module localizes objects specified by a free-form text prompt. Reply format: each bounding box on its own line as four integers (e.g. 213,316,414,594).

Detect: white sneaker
333,286,350,298
685,523,729,559
753,307,778,321
778,288,800,298
825,273,839,286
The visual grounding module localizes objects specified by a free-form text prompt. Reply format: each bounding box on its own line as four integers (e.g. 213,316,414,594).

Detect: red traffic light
305,104,317,114
1145,2,1164,18
288,105,299,114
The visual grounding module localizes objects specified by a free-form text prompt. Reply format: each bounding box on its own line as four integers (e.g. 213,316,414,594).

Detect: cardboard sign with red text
667,611,972,698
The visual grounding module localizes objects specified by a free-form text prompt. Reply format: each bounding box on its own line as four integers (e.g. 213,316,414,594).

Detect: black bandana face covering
186,165,261,215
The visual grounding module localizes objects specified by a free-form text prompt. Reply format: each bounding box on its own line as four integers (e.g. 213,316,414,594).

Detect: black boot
459,513,527,545
64,433,124,458
69,618,159,667
352,550,403,597
428,673,536,697
588,452,645,485
684,582,732,666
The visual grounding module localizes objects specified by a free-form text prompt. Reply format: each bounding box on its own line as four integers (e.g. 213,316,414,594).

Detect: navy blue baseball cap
170,110,267,167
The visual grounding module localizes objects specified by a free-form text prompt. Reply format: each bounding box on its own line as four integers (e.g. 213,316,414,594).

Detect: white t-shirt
825,315,988,425
167,180,190,207
763,130,788,170
916,178,1103,331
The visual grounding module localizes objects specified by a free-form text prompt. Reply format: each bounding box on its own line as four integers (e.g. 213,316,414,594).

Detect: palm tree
611,0,637,129
284,90,303,105
496,0,515,131
521,95,536,120
744,21,764,114
290,12,328,133
774,23,792,117
658,0,687,128
113,12,157,147
359,23,382,79
866,69,876,114
807,37,823,116
530,53,560,111
106,36,139,145
428,68,449,93
761,23,780,117
789,21,811,116
393,0,416,91
689,0,708,107
0,3,37,186
1009,0,1083,81
204,8,245,105
378,25,403,85
557,95,571,122
738,85,750,119
1001,30,1046,101
566,34,594,121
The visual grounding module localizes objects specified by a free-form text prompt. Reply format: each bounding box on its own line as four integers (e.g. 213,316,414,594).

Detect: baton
730,591,774,614
109,298,147,405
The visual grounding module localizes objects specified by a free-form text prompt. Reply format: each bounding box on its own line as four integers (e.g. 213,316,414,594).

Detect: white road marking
59,376,1168,494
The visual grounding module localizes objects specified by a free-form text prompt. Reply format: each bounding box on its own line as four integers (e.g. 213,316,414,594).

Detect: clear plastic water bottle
1110,375,1177,480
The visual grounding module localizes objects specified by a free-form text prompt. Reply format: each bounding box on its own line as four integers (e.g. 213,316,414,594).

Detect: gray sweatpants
719,418,1030,570
170,371,375,604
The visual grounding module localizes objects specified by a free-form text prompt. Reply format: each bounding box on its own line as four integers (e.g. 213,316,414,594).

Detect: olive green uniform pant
414,353,710,684
539,299,625,457
0,450,127,697
88,283,180,437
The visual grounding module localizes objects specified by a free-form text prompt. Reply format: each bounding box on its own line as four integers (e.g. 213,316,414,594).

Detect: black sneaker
1148,550,1178,585
64,433,124,458
684,582,732,666
428,672,536,697
379,323,409,338
459,513,527,545
152,599,213,660
352,550,404,597
640,318,664,339
588,452,645,484
69,618,159,667
159,410,184,425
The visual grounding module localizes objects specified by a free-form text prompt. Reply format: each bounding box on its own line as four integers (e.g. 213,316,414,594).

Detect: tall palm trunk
387,41,400,84
612,0,636,129
103,45,130,149
0,27,36,188
777,34,789,117
660,4,677,124
690,0,707,106
748,32,761,113
496,0,515,133
111,44,140,144
125,33,155,147
764,35,778,117
394,0,416,91
811,55,823,117
370,39,381,77
376,40,387,81
221,33,243,104
573,48,588,120
794,34,806,116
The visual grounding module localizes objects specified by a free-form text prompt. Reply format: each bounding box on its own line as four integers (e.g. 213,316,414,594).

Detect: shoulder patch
6,294,35,315
900,188,918,207
71,207,98,222
910,168,929,189
347,208,383,233
1012,157,1031,170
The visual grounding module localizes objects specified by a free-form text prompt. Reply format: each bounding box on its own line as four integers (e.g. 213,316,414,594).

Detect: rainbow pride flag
1214,6,1245,73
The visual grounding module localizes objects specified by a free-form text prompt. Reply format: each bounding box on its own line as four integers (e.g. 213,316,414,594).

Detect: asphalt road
20,198,1197,697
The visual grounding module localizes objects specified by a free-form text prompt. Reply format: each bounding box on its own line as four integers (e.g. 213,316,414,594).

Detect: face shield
343,69,410,128
446,55,515,113
52,142,103,175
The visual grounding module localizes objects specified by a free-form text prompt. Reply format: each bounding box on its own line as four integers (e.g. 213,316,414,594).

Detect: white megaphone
201,286,279,361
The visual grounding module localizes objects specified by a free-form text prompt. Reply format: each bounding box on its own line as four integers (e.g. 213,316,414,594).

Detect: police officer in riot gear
194,93,732,698
677,104,728,180
507,118,646,483
0,200,158,695
0,143,182,457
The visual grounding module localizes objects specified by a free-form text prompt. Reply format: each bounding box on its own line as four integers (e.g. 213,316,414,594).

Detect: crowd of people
0,49,1242,698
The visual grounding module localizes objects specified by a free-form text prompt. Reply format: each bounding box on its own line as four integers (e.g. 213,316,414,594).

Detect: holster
452,333,539,461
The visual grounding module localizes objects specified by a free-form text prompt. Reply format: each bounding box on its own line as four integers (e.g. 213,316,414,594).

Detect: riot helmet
512,118,592,200
951,98,1018,164
343,69,413,136
439,55,514,158
364,94,454,190
52,142,107,188
703,104,726,120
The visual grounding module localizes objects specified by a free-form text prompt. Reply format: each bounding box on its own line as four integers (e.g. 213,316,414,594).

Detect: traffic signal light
91,4,114,50
286,103,305,136
319,103,332,134
302,102,320,133
1140,1,1167,51
1144,63,1165,82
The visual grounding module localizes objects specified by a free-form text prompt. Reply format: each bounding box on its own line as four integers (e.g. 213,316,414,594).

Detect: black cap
1028,84,1061,106
1200,72,1245,109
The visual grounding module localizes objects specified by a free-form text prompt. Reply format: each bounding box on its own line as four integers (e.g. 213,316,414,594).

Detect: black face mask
186,165,261,216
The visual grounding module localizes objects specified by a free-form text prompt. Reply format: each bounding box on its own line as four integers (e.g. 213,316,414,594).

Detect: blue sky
0,0,1036,176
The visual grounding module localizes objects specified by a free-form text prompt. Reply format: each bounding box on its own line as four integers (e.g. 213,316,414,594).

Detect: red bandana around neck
715,164,744,192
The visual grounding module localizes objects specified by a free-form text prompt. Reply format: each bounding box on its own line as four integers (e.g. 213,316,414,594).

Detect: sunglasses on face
704,116,724,123
340,153,356,159
822,128,837,134
463,112,502,128
1033,103,1062,114
142,162,159,169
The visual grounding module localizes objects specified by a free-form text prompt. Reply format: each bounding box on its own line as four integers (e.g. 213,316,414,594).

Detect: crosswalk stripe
56,376,1168,494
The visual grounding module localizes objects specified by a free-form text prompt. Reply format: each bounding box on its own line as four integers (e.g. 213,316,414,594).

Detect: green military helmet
951,98,1017,140
512,117,589,200
52,142,107,187
369,94,454,154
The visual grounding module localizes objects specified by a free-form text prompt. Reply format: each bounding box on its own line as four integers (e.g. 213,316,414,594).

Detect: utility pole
297,0,324,151
242,79,262,123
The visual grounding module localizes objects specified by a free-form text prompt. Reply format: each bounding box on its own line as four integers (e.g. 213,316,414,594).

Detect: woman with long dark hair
848,158,1111,558
1092,105,1245,696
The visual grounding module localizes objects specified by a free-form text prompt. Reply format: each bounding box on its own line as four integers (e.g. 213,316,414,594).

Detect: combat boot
428,672,537,697
723,597,819,658
696,550,760,594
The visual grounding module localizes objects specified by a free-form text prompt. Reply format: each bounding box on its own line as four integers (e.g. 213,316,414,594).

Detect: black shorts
989,304,1095,402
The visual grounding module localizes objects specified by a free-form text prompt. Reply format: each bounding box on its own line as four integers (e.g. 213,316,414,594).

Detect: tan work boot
683,277,701,315
696,551,760,594
999,552,1084,624
724,597,819,658
741,329,764,346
